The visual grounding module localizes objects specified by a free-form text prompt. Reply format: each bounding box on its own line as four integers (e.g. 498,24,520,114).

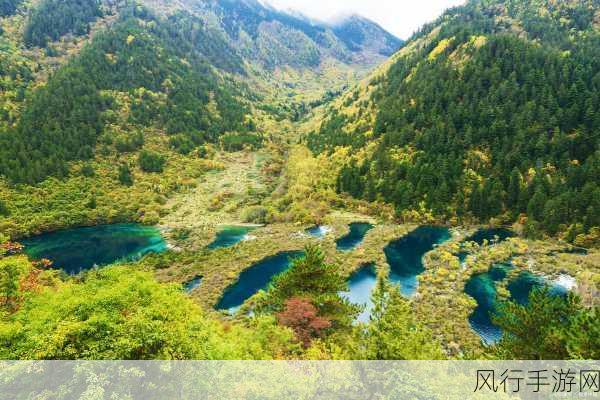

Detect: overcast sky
264,0,467,39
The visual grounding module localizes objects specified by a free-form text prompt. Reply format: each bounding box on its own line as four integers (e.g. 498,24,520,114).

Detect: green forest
310,0,600,242
24,0,102,47
0,0,23,18
0,5,256,184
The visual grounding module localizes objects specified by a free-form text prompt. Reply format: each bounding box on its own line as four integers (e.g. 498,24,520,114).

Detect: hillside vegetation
0,0,598,363
309,0,600,244
1,5,253,184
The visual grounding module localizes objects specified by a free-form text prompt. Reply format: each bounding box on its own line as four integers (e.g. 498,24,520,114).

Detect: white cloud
264,0,467,39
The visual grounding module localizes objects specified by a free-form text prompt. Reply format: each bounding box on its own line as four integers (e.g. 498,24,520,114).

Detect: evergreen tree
265,245,356,328
118,164,133,186
348,278,445,360
493,288,598,360
138,151,166,173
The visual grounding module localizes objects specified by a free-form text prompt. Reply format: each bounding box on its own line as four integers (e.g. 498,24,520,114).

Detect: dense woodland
310,0,600,241
0,6,256,184
24,0,103,47
0,0,23,17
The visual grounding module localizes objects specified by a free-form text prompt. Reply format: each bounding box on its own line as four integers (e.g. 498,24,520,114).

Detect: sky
264,0,467,39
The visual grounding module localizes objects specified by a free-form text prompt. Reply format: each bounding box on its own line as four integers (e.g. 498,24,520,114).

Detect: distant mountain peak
329,12,403,57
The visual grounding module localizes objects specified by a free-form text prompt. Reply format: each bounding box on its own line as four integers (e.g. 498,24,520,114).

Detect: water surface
183,276,203,293
385,226,451,297
216,251,305,314
207,226,256,250
465,228,515,246
336,223,374,252
22,224,167,275
341,264,378,323
465,266,569,344
464,263,512,344
306,225,331,239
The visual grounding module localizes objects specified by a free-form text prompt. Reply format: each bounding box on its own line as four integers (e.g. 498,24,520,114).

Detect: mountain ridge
307,0,600,244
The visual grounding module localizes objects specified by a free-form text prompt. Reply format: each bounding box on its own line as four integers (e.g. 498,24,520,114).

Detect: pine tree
118,164,133,186
266,245,356,328
507,168,522,209
351,278,444,360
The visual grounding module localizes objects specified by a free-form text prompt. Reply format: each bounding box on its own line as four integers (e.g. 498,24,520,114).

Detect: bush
118,164,133,186
221,133,263,152
0,199,10,217
241,206,269,224
115,132,144,153
80,163,95,177
138,150,165,173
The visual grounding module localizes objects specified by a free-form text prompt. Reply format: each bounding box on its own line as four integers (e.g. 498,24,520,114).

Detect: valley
0,0,598,361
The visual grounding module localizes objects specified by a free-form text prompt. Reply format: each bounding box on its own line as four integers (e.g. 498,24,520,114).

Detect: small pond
183,276,203,293
385,226,451,297
306,225,331,239
216,251,305,314
341,263,378,323
465,264,570,344
207,226,257,250
336,223,374,252
465,228,515,246
22,224,167,275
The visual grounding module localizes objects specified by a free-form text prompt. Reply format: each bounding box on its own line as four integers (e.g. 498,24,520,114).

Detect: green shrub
138,150,165,173
118,164,133,186
241,206,269,224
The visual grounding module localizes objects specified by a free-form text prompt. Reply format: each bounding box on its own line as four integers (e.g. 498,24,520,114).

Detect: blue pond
341,264,378,323
216,251,305,313
207,226,256,250
465,265,569,344
22,224,167,275
306,225,331,239
464,263,512,344
183,276,203,293
459,228,515,262
336,223,374,252
385,226,451,297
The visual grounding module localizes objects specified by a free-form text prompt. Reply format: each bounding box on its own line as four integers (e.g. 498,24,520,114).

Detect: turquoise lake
464,263,512,344
385,226,451,297
207,226,256,249
22,224,167,275
465,264,569,344
341,263,378,323
216,251,305,314
336,222,374,252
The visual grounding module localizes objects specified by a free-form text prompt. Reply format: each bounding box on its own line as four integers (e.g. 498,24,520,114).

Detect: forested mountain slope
172,0,403,69
0,0,401,185
0,4,253,184
309,0,600,244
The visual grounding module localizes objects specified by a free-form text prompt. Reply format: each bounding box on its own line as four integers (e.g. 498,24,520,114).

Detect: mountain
0,3,253,184
179,0,403,69
330,14,402,59
0,0,401,185
308,0,600,244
